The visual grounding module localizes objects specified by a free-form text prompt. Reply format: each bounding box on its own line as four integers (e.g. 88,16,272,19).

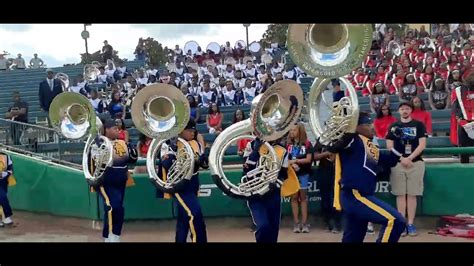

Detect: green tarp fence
5,150,474,220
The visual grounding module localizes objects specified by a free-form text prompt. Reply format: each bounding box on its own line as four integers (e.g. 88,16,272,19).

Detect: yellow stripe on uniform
99,186,113,236
175,193,197,243
333,153,342,211
0,205,4,221
352,189,395,243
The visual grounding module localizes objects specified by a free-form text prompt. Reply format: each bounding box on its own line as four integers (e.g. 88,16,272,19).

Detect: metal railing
0,118,85,163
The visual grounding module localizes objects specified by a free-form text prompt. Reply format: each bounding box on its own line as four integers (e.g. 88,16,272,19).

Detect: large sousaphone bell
209,80,304,199
131,84,195,193
49,92,113,186
287,24,372,145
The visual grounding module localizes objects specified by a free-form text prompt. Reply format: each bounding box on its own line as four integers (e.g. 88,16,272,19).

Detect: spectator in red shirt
411,96,433,136
233,109,251,157
374,104,397,139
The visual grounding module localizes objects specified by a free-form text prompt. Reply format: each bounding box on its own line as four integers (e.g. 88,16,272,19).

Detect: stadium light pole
82,24,91,63
243,24,251,50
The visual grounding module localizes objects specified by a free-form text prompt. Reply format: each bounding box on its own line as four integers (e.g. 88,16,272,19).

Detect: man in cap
386,102,427,236
325,111,407,242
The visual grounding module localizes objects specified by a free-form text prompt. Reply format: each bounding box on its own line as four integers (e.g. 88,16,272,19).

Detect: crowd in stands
348,24,473,145
0,53,45,70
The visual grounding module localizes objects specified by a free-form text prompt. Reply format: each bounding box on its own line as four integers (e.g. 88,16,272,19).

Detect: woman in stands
115,118,129,144
137,133,152,158
233,109,251,157
107,91,125,120
411,96,433,136
362,71,377,97
370,81,389,114
400,73,418,102
429,78,450,110
187,95,200,124
374,104,397,139
206,102,222,135
418,65,434,93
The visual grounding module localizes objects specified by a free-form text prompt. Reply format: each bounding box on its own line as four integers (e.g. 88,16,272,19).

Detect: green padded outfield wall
5,151,99,219
6,150,474,220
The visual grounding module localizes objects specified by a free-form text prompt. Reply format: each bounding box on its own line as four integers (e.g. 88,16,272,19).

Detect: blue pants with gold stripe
174,192,207,243
247,189,281,243
98,185,126,238
0,179,13,219
341,189,406,243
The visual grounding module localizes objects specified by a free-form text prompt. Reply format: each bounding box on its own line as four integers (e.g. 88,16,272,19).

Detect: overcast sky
0,24,269,67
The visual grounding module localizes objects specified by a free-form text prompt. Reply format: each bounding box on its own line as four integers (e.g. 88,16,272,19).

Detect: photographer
386,102,427,237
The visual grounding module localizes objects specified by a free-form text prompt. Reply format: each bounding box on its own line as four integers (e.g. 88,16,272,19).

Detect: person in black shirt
386,102,427,237
102,40,113,63
313,141,342,233
4,91,28,145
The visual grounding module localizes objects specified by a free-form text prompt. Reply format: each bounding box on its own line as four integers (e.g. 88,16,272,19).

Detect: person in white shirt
105,61,116,82
29,53,44,69
174,45,183,57
222,41,233,57
214,77,226,105
97,67,108,84
146,65,158,77
182,67,193,84
116,61,127,79
69,78,85,95
188,77,202,103
223,64,235,80
236,58,245,71
242,79,257,105
169,72,181,88
283,64,297,80
137,70,149,86
175,62,184,77
195,46,204,56
270,61,283,77
14,54,26,70
223,80,236,106
199,82,215,108
89,89,104,114
233,70,246,90
243,61,257,79
77,74,87,89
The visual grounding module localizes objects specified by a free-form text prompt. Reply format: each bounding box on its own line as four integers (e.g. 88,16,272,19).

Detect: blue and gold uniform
94,120,137,242
0,151,15,226
156,121,208,243
243,138,297,243
327,114,406,243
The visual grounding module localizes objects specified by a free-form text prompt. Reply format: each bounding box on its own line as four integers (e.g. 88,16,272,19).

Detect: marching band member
94,119,138,242
453,70,474,163
0,151,15,227
156,120,208,243
326,112,406,243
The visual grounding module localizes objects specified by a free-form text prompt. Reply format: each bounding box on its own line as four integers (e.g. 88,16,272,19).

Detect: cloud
132,24,217,40
0,24,32,32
